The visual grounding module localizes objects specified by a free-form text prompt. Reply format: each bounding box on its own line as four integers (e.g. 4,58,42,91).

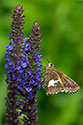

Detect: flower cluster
17,22,42,124
5,5,42,125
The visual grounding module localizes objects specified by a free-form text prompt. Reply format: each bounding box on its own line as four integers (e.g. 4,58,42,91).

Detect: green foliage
0,0,83,125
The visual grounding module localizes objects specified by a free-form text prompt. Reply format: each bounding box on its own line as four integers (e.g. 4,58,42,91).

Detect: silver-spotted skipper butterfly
43,63,80,96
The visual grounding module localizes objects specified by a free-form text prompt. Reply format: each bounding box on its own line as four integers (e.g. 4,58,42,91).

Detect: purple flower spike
5,5,25,125
5,5,42,125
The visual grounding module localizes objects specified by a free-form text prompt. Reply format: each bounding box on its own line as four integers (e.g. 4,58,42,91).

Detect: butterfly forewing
60,74,80,93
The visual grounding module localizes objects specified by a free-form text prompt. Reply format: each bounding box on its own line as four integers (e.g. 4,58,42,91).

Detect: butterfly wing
46,82,63,95
43,67,63,95
55,69,80,93
43,67,80,95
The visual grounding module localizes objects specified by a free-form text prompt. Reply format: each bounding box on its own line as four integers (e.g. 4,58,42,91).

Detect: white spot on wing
61,90,64,92
48,78,62,87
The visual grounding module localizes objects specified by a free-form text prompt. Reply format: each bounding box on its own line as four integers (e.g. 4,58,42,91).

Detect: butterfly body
43,63,80,95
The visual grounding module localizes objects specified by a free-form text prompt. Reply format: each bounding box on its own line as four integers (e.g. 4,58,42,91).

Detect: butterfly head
48,63,54,68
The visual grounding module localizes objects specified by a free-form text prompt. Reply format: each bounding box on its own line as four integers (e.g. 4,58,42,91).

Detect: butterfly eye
48,63,53,67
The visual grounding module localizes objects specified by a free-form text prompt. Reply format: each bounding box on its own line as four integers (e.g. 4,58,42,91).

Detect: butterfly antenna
41,56,50,63
41,56,50,68
47,58,50,63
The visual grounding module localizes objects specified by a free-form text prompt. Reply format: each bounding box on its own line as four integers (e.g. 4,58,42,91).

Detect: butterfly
43,63,80,96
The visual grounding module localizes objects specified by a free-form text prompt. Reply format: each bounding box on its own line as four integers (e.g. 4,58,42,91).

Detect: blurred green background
0,0,83,125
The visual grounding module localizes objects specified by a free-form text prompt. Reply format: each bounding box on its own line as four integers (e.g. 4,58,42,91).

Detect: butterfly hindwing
46,82,63,96
43,67,63,95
